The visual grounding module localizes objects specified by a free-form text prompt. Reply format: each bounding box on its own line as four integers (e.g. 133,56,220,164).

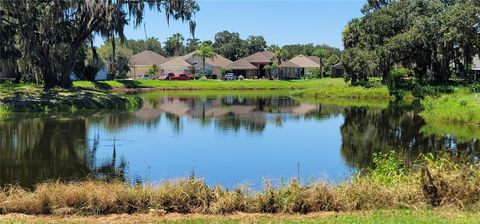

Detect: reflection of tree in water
0,117,128,188
340,103,480,169
215,112,266,133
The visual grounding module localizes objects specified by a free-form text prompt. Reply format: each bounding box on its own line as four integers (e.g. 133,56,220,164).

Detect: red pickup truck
159,73,193,80
172,74,194,80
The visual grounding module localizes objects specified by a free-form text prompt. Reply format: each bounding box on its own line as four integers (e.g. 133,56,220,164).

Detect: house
278,61,301,79
289,55,321,77
182,52,232,77
0,60,15,80
160,57,194,75
224,59,258,78
129,51,169,79
331,63,345,78
244,51,275,78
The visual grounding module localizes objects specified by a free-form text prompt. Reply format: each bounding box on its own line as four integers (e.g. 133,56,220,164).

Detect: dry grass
1,154,480,217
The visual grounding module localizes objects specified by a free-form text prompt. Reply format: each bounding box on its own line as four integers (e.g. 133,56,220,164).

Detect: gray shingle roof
131,51,168,66
245,51,274,64
225,59,257,70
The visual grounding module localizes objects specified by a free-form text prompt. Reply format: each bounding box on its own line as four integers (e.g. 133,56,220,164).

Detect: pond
1,91,479,189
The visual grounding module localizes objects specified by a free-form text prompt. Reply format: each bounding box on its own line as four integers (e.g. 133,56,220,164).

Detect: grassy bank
73,78,392,99
420,92,480,126
0,83,142,115
1,209,478,223
1,153,479,217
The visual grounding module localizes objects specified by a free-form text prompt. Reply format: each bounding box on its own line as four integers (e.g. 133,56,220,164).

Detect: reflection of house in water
135,95,333,133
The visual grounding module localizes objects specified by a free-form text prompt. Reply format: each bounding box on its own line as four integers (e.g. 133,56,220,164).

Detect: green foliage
365,151,406,185
164,33,185,56
238,75,245,80
220,68,232,76
0,0,198,89
304,68,321,79
386,66,413,99
146,64,160,77
199,76,208,81
194,42,217,74
98,40,133,79
125,37,164,55
342,0,480,84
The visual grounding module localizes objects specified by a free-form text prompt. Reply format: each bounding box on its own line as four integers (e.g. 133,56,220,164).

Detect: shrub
199,76,208,81
387,66,413,99
238,75,245,80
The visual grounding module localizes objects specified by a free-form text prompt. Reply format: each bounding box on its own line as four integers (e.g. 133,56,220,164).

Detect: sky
95,0,366,49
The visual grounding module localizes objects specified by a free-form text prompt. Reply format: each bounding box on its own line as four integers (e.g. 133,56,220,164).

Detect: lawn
1,209,478,224
74,78,393,99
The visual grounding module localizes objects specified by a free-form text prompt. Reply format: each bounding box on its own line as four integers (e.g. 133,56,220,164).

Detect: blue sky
96,0,365,49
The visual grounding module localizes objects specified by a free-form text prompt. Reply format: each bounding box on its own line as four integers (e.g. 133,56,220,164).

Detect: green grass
0,83,143,114
420,92,480,126
162,210,480,224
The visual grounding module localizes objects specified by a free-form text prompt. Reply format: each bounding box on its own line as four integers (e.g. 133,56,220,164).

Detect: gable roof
245,51,274,64
182,52,233,67
160,57,193,67
473,55,480,71
131,51,168,66
332,63,345,69
225,59,257,70
279,60,300,68
289,55,320,68
307,56,321,65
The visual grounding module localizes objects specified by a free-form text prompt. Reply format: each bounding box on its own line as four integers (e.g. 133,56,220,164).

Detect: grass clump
2,153,480,216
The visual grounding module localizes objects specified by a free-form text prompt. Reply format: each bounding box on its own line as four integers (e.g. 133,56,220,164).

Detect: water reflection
0,93,479,188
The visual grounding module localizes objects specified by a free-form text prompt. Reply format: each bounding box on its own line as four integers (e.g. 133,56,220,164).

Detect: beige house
0,60,15,80
245,51,274,78
225,59,258,78
160,57,194,75
129,51,169,79
182,52,232,77
278,61,301,79
289,55,321,77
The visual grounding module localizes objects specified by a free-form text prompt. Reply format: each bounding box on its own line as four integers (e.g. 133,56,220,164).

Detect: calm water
1,92,479,188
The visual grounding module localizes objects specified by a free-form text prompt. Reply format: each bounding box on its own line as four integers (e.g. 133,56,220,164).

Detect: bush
238,75,245,80
199,76,208,81
194,74,203,80
304,68,322,79
387,66,413,99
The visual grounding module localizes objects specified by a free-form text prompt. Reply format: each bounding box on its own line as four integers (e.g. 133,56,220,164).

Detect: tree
273,49,286,65
213,31,246,61
146,64,160,77
264,64,279,80
0,0,198,89
164,33,185,56
125,38,163,55
313,48,328,77
185,38,201,53
194,43,217,75
245,35,267,55
98,40,133,79
341,0,480,84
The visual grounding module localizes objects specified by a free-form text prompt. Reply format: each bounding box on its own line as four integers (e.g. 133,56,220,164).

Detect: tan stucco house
182,52,232,77
289,55,321,77
129,51,169,79
245,51,275,78
224,59,258,78
160,57,194,75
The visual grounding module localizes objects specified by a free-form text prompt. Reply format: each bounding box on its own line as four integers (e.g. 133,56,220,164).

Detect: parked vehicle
159,73,175,80
142,74,153,80
172,74,194,80
224,73,237,81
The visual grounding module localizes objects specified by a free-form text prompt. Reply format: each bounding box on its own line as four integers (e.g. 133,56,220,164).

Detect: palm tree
273,49,286,65
194,43,217,75
172,33,185,56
